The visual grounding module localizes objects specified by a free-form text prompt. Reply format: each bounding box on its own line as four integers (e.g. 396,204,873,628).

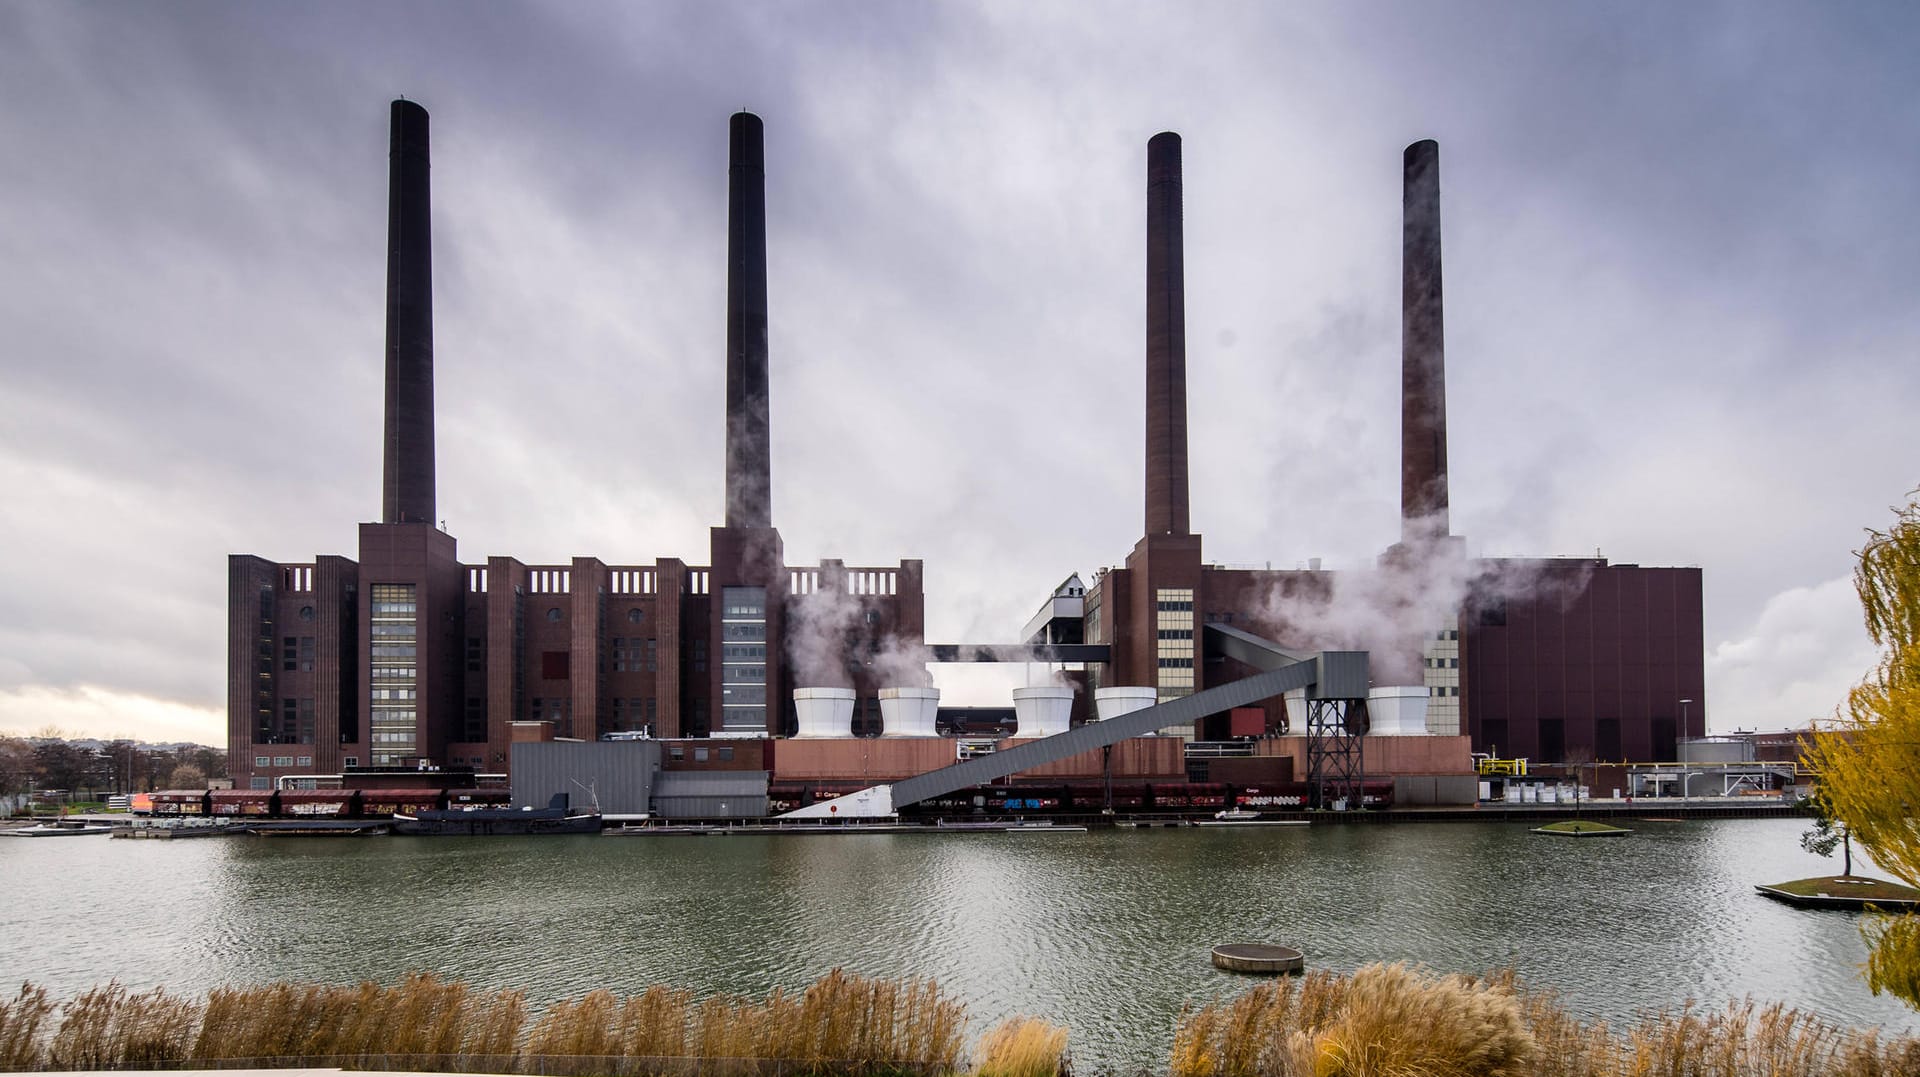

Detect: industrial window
718,747,734,761
254,755,270,767
692,638,707,673
369,583,419,764
343,756,358,767
273,755,294,766
1155,589,1195,701
646,638,658,672
296,755,312,766
670,746,684,760
627,607,645,624
283,636,298,671
720,587,766,731
546,607,563,622
695,747,709,762
299,605,315,622
298,636,315,671
466,636,484,673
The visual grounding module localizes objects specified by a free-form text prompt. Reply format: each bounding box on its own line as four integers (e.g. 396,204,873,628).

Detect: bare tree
166,764,208,791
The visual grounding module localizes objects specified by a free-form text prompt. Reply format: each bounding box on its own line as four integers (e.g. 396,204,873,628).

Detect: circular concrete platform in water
1212,943,1304,974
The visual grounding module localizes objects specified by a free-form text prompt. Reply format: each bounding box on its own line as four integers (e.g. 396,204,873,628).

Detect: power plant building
226,102,1703,799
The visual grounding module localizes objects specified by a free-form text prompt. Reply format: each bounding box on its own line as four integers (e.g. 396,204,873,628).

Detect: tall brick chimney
1401,138,1449,544
381,99,436,526
725,111,772,530
1145,132,1190,537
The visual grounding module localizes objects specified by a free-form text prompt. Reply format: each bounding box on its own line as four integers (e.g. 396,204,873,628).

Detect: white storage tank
1094,686,1157,721
1283,688,1308,734
879,687,940,737
792,687,856,738
1011,686,1074,738
1365,686,1431,736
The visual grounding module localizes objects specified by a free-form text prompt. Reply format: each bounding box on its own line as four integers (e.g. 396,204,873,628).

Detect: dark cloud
2,1,1914,737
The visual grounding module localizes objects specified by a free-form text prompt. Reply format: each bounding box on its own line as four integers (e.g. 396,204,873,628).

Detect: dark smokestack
1401,138,1448,544
381,99,435,526
725,111,772,530
1145,132,1189,537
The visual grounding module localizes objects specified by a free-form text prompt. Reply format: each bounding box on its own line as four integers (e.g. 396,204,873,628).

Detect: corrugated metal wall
653,771,769,818
510,741,660,815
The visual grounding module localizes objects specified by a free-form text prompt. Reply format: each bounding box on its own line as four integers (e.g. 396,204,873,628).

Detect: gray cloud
2,1,1915,738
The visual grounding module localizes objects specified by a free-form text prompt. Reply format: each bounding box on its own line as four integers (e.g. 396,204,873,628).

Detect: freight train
144,779,1393,821
142,788,510,819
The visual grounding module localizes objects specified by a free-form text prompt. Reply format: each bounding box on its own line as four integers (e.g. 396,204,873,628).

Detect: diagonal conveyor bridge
778,630,1370,819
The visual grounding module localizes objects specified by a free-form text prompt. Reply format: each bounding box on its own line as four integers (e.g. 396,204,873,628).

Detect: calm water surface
3,818,1910,1069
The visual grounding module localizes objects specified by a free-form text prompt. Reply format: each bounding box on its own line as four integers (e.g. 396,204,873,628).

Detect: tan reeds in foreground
974,1017,1069,1077
0,969,966,1074
1169,962,1920,1077
0,984,53,1071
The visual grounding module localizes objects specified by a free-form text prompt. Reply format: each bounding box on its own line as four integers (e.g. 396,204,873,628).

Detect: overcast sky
3,1,1915,744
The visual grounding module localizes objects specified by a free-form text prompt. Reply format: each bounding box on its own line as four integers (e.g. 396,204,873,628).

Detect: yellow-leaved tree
1809,494,1920,1007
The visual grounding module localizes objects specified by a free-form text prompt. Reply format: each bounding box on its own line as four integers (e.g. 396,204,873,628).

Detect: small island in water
1756,875,1920,911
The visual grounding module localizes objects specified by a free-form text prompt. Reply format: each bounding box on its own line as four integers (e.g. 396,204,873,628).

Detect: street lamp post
1678,698,1694,803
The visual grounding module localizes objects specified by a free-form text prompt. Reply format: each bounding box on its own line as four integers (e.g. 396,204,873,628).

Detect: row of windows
529,606,650,625
253,755,314,767
1426,657,1460,668
1156,629,1193,641
668,745,737,762
1157,657,1194,669
281,636,315,672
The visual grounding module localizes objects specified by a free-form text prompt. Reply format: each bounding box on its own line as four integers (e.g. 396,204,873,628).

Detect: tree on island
1808,493,1920,1008
1564,745,1594,818
1800,786,1854,877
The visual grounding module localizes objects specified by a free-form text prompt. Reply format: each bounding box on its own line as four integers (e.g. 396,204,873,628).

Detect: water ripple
0,819,1909,1070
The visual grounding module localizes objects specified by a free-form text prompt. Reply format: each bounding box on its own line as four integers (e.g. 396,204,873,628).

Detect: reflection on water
1,818,1908,1068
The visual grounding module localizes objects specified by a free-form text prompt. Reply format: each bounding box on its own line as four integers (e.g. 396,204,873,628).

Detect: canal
2,816,1909,1069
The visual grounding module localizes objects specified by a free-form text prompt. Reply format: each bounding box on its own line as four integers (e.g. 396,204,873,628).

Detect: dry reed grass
1168,963,1920,1077
973,1017,1069,1077
0,969,967,1075
0,985,53,1071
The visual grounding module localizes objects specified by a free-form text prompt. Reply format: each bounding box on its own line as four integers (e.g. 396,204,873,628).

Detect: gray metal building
652,771,769,818
510,741,660,816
